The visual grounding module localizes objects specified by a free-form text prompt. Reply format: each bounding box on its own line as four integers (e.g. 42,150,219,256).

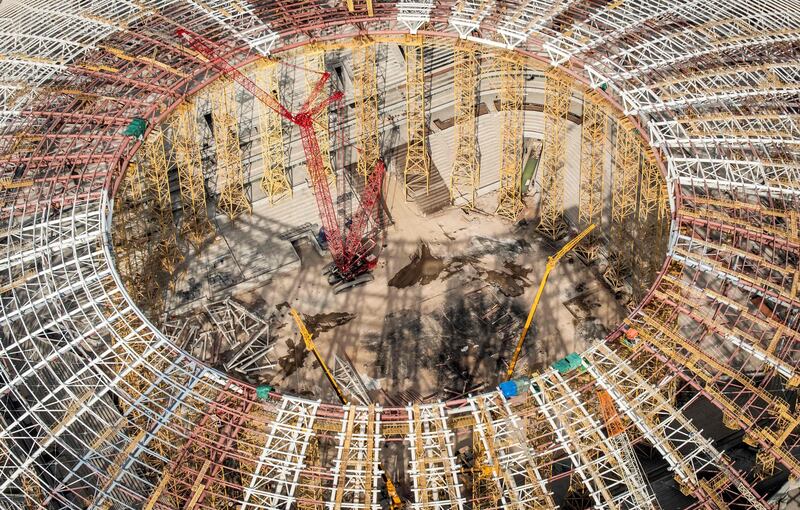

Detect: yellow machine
289,307,349,405
380,464,404,510
506,224,596,378
290,308,404,509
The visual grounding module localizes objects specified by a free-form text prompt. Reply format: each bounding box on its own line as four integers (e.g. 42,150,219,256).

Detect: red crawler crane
177,29,385,291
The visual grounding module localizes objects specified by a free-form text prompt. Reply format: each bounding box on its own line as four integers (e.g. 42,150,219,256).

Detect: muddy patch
389,242,445,288
277,338,311,378
302,311,357,335
484,269,525,297
503,259,533,279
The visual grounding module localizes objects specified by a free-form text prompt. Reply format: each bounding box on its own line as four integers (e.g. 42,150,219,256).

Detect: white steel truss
497,0,577,49
542,0,714,65
449,0,496,38
584,343,768,509
333,355,371,406
531,370,657,509
186,0,279,55
241,397,320,509
667,157,800,195
586,11,800,86
397,0,435,34
328,405,382,510
405,403,466,510
467,391,554,509
650,116,800,148
205,298,271,351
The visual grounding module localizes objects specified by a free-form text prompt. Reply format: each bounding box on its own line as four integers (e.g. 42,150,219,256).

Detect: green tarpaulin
123,118,147,139
551,353,583,374
521,156,540,195
256,385,274,400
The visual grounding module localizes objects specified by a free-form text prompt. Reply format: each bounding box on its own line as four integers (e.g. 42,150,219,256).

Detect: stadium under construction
1,0,799,509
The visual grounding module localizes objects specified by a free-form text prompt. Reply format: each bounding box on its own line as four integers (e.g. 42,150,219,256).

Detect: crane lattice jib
177,28,351,270
344,160,385,261
177,28,294,121
297,117,347,269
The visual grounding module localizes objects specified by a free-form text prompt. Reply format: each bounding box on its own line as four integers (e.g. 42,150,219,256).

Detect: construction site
1,1,799,509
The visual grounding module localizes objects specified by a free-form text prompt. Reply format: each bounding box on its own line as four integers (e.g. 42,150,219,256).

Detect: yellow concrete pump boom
506,223,596,378
290,307,349,405
291,309,404,508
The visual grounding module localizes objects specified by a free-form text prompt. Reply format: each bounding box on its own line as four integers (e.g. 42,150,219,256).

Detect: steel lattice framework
142,127,183,274
538,67,572,239
402,35,429,199
209,77,251,220
169,101,213,246
354,39,381,182
0,1,799,509
577,92,606,260
449,40,480,209
251,59,291,205
495,54,525,221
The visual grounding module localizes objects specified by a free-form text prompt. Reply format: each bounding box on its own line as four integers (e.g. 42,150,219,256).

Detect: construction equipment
177,29,386,291
505,223,596,378
380,466,404,510
597,389,624,437
290,307,405,509
290,307,349,405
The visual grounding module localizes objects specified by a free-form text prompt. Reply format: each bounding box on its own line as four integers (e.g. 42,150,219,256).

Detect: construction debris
162,298,276,381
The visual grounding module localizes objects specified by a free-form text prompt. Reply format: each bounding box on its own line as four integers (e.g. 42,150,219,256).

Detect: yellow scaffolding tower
450,40,480,209
633,151,663,298
577,92,607,259
304,47,335,183
538,68,573,239
611,119,640,225
496,55,525,221
210,77,251,220
170,102,212,247
253,59,291,204
471,429,502,508
21,468,43,510
295,437,325,510
611,119,640,271
354,39,380,181
113,162,163,315
403,35,429,199
142,127,183,274
638,152,660,222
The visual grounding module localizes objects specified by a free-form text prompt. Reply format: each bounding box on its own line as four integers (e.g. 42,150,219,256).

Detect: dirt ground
206,175,630,404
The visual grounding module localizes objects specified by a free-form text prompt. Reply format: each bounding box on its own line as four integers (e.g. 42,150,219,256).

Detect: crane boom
344,160,385,260
177,28,296,122
291,307,403,509
290,308,349,405
506,223,596,378
297,120,347,268
177,28,347,265
597,390,625,437
178,28,386,283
